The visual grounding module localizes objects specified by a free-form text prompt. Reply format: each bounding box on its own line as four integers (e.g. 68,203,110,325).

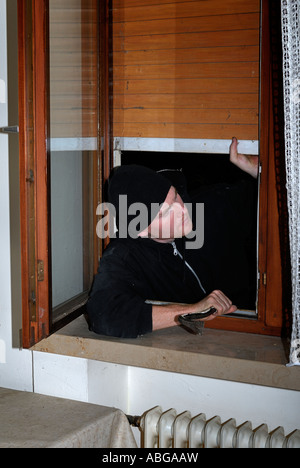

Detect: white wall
127,367,300,434
30,354,300,436
0,0,32,392
0,0,299,446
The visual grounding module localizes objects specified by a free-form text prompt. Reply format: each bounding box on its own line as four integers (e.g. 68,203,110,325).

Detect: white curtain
281,0,300,365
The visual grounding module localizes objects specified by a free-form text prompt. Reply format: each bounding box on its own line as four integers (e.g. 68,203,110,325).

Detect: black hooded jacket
87,237,210,338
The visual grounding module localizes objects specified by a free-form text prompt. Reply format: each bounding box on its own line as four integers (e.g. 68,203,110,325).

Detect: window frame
18,0,112,348
206,0,284,336
18,0,49,348
19,0,285,349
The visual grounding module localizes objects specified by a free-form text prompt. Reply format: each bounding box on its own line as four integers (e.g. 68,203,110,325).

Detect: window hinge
37,260,44,281
257,271,267,289
262,272,267,286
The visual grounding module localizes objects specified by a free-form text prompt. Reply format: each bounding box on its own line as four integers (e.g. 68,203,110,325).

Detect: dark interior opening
121,151,258,312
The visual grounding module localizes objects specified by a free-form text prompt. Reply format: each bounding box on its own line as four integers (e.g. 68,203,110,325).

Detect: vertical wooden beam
33,0,50,340
18,0,50,347
18,0,34,348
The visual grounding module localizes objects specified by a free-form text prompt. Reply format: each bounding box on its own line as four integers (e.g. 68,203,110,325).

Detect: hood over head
108,164,172,237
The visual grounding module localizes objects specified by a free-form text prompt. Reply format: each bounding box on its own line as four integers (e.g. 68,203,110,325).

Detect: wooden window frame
18,0,112,348
18,0,49,348
19,0,284,348
206,0,284,336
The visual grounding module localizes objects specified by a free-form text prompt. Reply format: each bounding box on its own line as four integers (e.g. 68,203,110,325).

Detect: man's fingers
208,290,235,315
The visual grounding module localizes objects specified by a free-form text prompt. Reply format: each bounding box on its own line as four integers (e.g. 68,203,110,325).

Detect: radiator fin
139,406,300,448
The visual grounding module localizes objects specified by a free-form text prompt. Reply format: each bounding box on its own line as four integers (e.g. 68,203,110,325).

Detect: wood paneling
112,0,260,141
114,78,259,95
114,30,259,51
113,123,257,139
114,62,259,80
113,0,260,22
114,93,258,109
114,12,259,37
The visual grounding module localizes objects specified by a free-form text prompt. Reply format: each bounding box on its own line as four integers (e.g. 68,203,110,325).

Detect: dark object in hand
178,307,217,335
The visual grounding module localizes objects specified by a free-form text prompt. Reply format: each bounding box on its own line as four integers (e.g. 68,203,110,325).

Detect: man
87,139,258,338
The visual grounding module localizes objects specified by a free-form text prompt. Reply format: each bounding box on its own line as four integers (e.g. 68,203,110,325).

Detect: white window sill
32,315,300,392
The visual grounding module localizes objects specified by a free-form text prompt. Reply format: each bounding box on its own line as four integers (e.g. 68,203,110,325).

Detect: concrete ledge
32,315,300,392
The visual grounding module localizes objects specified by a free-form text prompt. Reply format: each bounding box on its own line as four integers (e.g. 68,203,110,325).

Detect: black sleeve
86,249,153,338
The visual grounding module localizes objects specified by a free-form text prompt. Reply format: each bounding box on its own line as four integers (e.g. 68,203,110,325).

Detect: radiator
137,406,300,448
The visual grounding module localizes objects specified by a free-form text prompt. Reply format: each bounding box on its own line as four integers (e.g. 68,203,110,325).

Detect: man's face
139,186,193,242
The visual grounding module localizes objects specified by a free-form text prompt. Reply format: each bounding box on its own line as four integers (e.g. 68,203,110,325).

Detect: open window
19,0,287,348
111,0,286,336
18,0,112,348
120,149,258,317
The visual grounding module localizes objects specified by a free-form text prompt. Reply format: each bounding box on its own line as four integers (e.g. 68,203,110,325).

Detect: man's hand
229,137,259,179
194,289,237,321
152,290,237,330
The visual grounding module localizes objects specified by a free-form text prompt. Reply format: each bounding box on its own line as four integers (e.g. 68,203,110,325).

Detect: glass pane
49,0,99,322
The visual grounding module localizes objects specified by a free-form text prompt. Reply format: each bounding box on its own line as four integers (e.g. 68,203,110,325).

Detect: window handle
0,125,19,134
